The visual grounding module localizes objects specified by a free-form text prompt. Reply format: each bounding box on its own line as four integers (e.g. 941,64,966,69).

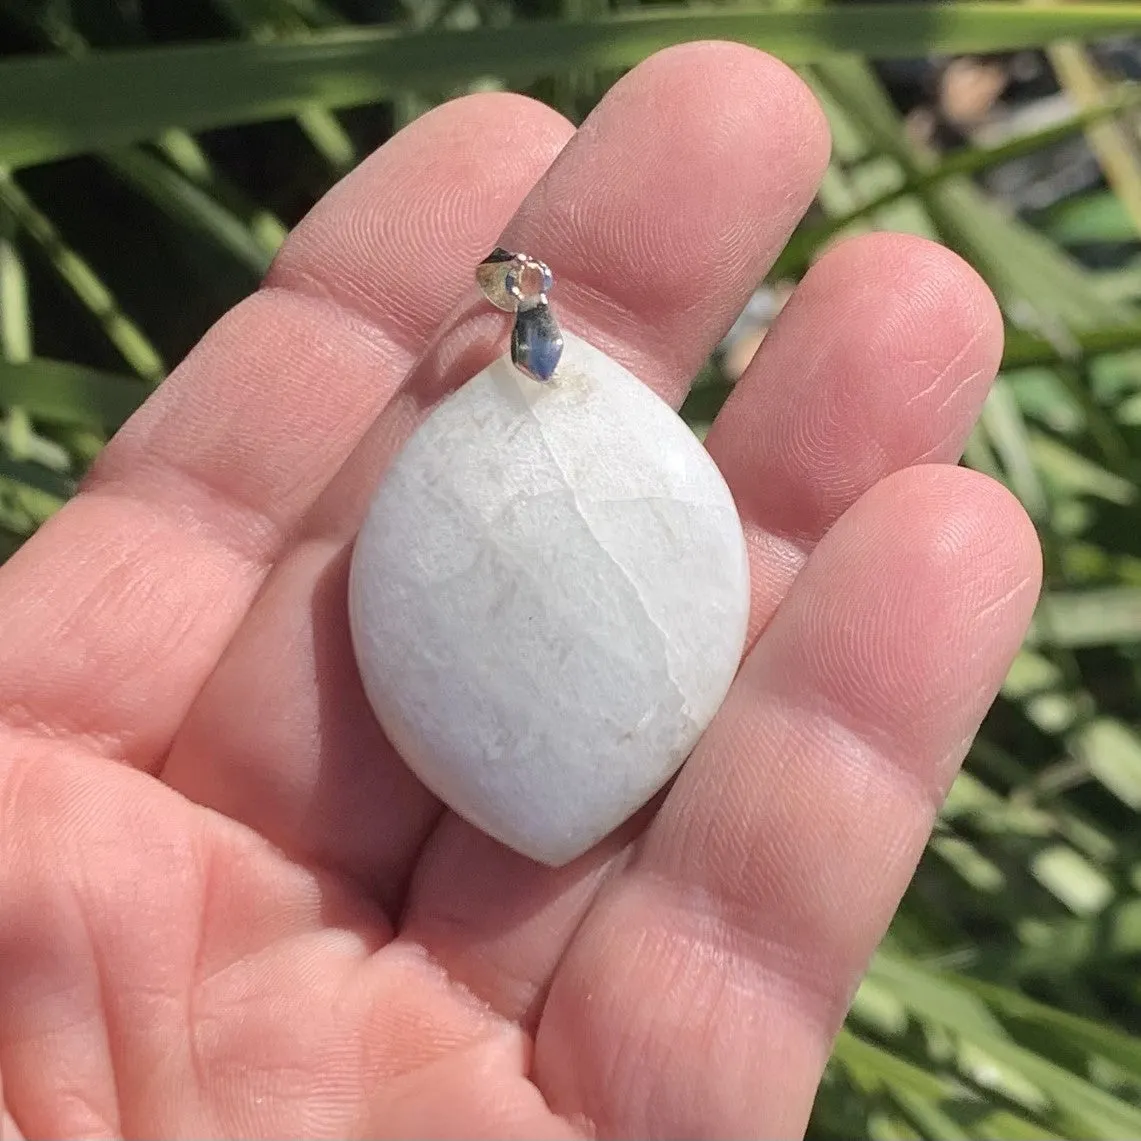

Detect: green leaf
870,955,1141,1139
210,0,359,174
973,897,1141,976
868,955,1008,1039
806,55,1137,373
1044,188,1139,246
0,358,144,431
0,216,31,364
952,972,1141,1078
1048,44,1141,243
0,454,73,504
103,148,277,276
0,524,24,562
932,177,1131,332
889,1086,973,1141
3,404,70,470
964,1108,1067,1141
8,3,1141,168
931,836,1007,894
1003,322,1141,369
5,1,293,265
833,1028,959,1103
1073,718,1141,810
1031,845,1115,915
1032,589,1141,648
775,83,1141,280
980,379,1049,520
1029,432,1136,506
0,169,164,382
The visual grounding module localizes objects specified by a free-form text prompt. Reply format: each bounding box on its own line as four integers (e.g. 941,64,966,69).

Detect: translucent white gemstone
349,333,750,866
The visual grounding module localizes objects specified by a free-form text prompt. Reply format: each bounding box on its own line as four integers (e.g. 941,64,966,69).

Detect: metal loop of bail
476,248,565,384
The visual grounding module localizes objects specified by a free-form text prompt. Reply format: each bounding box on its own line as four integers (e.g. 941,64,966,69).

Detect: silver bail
476,248,564,383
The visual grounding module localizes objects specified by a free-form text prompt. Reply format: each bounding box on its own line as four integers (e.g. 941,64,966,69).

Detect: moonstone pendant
348,251,750,866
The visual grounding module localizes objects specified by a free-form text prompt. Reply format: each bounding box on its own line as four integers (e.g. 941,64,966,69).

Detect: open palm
0,44,1040,1140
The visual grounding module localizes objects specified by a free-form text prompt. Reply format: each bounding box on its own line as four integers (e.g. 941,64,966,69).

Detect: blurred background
3,2,1141,1137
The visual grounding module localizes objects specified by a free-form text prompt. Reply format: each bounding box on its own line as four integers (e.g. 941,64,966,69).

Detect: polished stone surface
349,333,750,866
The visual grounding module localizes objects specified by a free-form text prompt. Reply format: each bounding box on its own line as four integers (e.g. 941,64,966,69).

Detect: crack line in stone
519,401,694,728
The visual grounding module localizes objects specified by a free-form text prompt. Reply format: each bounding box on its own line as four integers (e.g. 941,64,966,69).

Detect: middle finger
163,42,831,919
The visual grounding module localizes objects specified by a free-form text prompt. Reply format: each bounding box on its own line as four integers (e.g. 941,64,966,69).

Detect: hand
0,43,1040,1140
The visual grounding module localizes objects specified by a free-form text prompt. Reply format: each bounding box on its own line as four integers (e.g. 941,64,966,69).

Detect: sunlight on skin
0,42,1040,1140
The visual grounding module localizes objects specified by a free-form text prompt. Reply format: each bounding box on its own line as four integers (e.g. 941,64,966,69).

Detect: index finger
0,94,573,765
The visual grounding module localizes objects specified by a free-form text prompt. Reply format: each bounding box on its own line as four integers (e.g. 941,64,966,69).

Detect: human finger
534,466,1040,1138
162,42,831,915
0,93,570,767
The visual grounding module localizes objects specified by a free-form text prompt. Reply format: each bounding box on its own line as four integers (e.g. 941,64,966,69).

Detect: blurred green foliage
3,2,1141,1137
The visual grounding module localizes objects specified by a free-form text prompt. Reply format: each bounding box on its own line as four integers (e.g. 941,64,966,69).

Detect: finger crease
630,865,852,1039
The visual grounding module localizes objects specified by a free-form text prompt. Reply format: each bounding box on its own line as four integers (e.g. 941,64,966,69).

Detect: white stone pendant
348,252,750,866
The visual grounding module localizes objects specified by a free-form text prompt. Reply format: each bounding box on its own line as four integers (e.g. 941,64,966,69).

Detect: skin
0,42,1041,1140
